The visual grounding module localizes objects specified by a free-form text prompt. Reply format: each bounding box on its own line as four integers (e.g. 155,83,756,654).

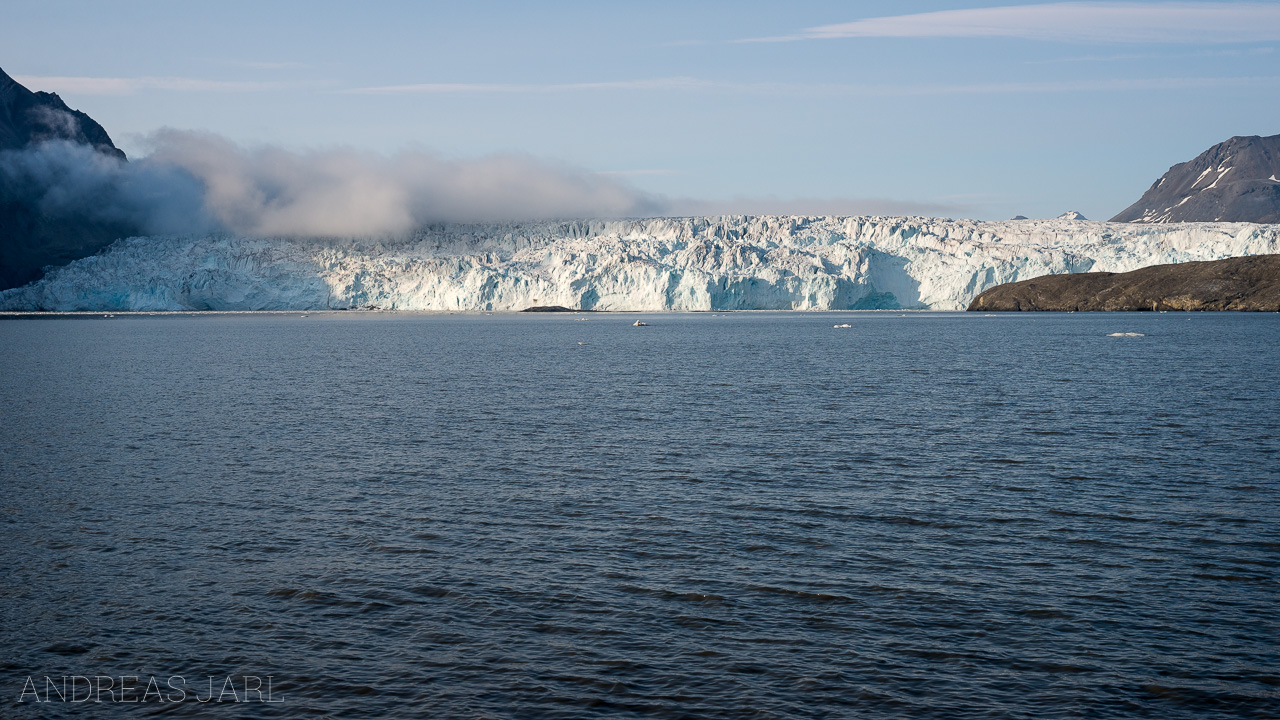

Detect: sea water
1,312,1277,718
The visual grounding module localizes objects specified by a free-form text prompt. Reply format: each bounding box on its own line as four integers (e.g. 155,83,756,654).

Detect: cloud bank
2,132,964,243
0,140,212,236
755,2,1280,44
142,130,667,233
667,195,962,219
1,131,665,238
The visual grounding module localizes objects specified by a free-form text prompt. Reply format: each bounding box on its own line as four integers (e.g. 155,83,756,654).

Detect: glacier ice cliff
2,216,1278,311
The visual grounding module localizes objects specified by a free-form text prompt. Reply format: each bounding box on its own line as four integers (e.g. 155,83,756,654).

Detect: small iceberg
1106,332,1146,337
833,323,851,328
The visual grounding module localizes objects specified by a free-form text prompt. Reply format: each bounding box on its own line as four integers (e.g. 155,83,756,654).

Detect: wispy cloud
851,75,1280,95
26,71,1277,101
13,75,287,95
748,2,1280,44
1026,46,1275,64
594,169,680,177
344,77,709,94
223,61,311,70
345,74,1280,98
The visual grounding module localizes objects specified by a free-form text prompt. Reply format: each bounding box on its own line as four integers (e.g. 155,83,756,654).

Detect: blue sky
5,1,1280,220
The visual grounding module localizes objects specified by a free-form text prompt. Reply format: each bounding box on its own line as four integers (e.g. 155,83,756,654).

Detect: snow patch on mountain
2,216,1277,312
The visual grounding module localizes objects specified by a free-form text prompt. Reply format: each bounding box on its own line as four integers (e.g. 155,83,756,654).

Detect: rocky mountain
1111,134,1280,223
0,67,124,159
967,254,1280,312
1,66,137,289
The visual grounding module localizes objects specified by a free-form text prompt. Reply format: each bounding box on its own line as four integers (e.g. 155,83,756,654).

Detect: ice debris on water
1106,332,1146,337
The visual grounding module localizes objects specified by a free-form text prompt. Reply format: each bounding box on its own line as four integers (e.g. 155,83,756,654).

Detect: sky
4,0,1280,221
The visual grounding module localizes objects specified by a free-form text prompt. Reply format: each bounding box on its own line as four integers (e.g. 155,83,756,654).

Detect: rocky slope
0,67,125,158
1,66,135,289
967,254,1280,311
1112,134,1280,224
2,217,1277,312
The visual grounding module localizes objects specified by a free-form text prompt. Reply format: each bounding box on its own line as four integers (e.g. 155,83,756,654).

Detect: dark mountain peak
1112,134,1280,223
0,65,126,160
1,66,137,290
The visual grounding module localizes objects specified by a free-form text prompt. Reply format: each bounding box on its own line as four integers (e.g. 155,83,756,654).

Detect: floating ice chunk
1106,332,1146,337
833,323,851,328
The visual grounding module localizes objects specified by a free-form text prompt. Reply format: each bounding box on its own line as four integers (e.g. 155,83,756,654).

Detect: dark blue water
2,312,1277,719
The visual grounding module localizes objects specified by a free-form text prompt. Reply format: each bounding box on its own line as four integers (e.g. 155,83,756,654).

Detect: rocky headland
967,255,1280,312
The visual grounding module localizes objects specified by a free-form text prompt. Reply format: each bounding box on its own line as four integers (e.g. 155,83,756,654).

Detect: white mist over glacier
2,216,1277,312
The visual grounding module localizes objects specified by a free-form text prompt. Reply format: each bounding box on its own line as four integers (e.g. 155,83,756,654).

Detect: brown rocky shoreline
967,255,1280,312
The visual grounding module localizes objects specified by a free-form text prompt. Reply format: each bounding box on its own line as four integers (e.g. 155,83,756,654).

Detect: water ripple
1,311,1278,719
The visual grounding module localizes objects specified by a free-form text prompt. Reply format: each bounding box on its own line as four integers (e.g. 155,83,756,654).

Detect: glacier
2,216,1278,312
